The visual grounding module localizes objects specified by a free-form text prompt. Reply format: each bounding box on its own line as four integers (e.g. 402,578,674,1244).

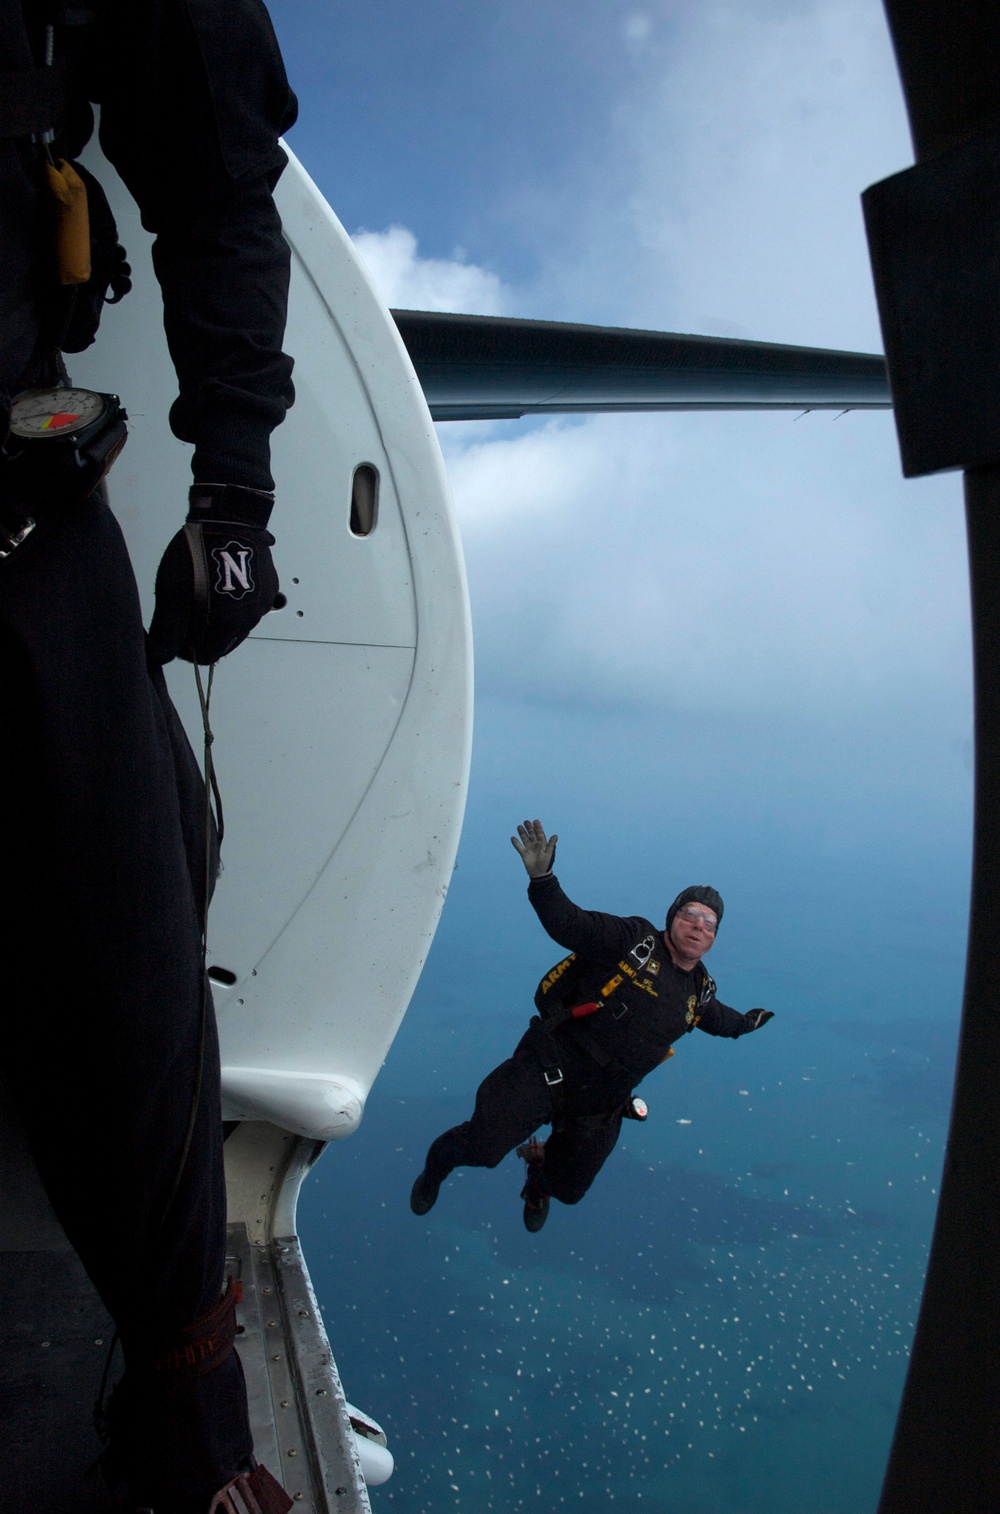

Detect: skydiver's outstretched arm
528,874,650,962
696,1000,775,1038
514,823,649,962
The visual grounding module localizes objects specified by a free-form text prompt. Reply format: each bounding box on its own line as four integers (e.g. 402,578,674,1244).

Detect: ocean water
298,696,970,1513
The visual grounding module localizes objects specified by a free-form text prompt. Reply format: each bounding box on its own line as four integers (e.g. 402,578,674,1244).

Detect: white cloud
618,0,913,350
442,420,614,531
351,225,509,315
345,5,970,734
428,3,971,731
623,13,653,45
439,408,970,725
519,1,913,351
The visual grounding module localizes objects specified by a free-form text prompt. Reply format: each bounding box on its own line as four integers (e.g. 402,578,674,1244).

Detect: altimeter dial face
9,387,108,440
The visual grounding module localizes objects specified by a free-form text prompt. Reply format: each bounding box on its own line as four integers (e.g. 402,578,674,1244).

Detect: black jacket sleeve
90,0,297,489
696,997,752,1038
527,874,650,966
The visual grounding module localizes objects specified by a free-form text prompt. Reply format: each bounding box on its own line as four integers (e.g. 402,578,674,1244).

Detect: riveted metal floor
226,1222,370,1514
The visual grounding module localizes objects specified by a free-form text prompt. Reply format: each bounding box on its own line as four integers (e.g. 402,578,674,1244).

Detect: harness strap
150,1276,243,1387
0,59,72,138
183,522,212,650
563,1021,615,1069
535,959,638,1078
552,1108,619,1133
531,1012,621,1083
529,1016,566,1085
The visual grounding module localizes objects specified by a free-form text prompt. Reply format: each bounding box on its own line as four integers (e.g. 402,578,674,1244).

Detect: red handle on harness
571,1001,601,1018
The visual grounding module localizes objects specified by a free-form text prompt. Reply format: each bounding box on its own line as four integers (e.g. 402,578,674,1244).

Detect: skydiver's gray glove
511,819,559,878
148,483,279,665
744,1009,774,1032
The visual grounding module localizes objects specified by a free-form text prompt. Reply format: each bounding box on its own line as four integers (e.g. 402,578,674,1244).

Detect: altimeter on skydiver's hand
511,819,558,878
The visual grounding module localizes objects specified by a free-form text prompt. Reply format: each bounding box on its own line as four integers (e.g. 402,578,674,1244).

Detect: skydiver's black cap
666,886,724,935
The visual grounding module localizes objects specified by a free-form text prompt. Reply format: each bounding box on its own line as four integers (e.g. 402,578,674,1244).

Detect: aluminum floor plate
227,1223,370,1514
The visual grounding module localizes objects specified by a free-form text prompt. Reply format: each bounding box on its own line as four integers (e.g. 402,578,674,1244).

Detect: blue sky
268,4,975,1509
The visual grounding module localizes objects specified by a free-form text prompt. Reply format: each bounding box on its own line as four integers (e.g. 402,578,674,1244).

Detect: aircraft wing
390,309,891,420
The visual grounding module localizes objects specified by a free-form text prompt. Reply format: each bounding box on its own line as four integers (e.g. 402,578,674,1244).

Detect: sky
265,4,974,1511
272,0,970,743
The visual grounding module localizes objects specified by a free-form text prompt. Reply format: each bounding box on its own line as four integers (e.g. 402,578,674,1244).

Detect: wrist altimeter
4,386,128,501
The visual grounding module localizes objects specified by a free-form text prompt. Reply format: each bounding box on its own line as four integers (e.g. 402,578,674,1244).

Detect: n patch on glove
744,1008,774,1032
148,484,280,665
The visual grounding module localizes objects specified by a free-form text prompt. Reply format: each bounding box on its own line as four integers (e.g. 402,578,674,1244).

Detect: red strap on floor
209,1463,293,1514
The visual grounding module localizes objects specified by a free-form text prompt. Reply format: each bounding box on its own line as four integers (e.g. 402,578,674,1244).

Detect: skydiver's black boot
410,1168,443,1215
517,1139,550,1232
411,1132,461,1214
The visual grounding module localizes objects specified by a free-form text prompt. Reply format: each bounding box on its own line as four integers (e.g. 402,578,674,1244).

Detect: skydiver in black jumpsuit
1,4,296,1510
411,821,774,1232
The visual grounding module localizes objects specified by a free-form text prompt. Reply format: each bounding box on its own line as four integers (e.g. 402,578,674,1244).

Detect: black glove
148,483,280,665
744,1008,774,1032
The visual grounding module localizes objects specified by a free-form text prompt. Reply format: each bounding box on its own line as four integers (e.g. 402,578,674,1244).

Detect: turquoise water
298,697,968,1513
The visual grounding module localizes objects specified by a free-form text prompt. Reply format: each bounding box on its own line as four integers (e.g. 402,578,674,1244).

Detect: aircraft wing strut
390,309,891,420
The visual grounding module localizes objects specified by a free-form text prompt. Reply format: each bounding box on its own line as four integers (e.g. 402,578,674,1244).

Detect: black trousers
0,492,251,1507
424,1028,633,1206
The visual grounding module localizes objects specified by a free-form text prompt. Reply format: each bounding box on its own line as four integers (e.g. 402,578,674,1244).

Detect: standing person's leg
541,1106,626,1206
0,495,250,1508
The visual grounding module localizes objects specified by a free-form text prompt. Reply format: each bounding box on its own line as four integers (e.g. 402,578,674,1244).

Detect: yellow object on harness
45,158,91,285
